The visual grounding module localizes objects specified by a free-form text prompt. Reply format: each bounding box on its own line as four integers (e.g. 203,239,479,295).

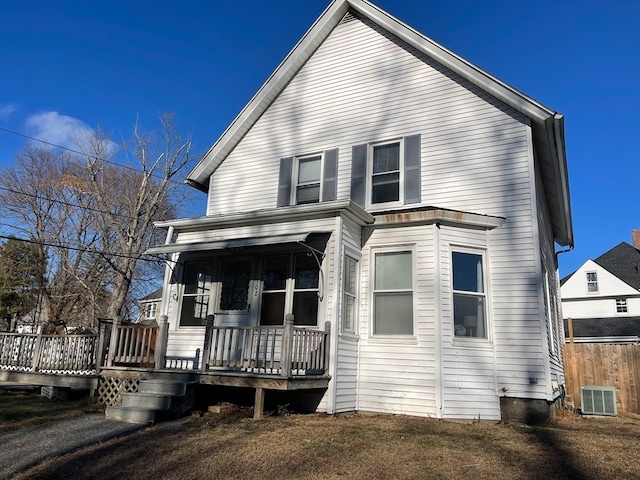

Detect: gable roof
593,242,640,290
186,0,573,247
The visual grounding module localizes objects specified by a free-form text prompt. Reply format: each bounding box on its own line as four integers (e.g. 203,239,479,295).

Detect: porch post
106,316,121,367
201,314,215,372
281,314,294,378
31,325,44,372
323,321,331,375
254,387,265,420
154,315,169,369
95,319,110,373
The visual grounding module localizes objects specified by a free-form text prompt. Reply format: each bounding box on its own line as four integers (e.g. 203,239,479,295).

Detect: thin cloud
0,103,19,121
25,111,118,157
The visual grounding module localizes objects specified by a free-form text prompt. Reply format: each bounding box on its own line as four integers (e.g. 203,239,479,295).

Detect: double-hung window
452,250,487,339
586,271,598,293
341,255,358,334
371,142,401,205
260,253,320,326
372,250,413,335
179,261,214,326
277,149,338,207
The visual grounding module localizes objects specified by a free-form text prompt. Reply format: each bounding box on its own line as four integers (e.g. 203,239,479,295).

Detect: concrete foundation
500,396,559,425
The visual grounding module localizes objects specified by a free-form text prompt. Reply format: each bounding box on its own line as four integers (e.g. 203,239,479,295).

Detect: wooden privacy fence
203,315,330,376
563,343,640,414
0,332,98,375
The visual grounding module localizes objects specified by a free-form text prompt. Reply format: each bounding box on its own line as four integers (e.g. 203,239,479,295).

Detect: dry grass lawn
13,407,640,480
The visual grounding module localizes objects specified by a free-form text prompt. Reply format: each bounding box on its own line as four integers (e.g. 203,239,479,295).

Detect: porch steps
105,380,194,425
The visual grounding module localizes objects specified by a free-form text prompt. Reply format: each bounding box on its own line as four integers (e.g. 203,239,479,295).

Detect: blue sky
1,0,638,276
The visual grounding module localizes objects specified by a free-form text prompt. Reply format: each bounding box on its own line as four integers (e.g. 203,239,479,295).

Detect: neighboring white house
138,288,163,325
147,0,573,422
561,233,640,344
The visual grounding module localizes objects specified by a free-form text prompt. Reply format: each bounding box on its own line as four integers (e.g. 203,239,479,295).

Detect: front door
214,257,255,327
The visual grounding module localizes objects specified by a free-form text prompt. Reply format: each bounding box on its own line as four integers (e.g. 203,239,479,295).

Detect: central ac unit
580,385,617,416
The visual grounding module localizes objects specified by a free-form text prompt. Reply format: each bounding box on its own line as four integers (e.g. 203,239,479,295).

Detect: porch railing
0,332,98,375
107,324,157,366
202,314,331,377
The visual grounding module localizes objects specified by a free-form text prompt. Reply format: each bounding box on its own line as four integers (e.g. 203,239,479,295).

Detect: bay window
373,250,413,335
452,250,487,339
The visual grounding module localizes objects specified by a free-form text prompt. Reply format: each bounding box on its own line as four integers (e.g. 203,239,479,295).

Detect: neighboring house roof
593,242,640,291
185,0,572,247
564,317,640,338
141,287,163,302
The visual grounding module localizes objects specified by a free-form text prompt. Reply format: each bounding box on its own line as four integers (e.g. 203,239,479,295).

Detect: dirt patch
13,408,640,480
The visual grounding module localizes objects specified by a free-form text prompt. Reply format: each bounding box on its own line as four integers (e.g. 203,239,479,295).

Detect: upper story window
372,249,413,335
371,142,401,204
296,155,322,204
452,250,488,339
142,301,157,321
351,134,421,209
586,271,598,293
616,298,628,313
277,149,338,207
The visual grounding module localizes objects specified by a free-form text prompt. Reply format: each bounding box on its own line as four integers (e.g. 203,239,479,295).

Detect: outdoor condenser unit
580,385,617,416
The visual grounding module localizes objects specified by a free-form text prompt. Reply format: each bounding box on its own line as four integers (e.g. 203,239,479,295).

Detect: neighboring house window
372,250,413,335
452,250,487,339
143,302,157,321
179,261,214,326
260,253,319,326
586,271,598,293
277,149,338,207
350,134,421,208
616,298,628,313
341,255,358,334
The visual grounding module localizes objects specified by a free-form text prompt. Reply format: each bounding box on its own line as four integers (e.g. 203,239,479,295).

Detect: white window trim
292,152,324,205
366,139,404,210
340,249,360,337
369,245,416,340
177,260,215,329
450,246,491,343
615,298,628,314
586,271,599,294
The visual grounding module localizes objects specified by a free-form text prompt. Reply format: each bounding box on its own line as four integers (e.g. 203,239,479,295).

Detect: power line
0,234,166,263
0,126,197,188
0,185,149,222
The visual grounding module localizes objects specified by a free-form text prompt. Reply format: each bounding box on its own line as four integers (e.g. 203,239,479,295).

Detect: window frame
259,252,320,327
293,152,324,205
178,260,215,328
370,246,415,337
367,139,404,209
616,298,628,314
451,247,489,341
586,271,599,294
341,252,359,336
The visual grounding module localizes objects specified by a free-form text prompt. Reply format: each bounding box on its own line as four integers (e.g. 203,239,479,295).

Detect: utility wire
0,233,166,263
0,126,197,188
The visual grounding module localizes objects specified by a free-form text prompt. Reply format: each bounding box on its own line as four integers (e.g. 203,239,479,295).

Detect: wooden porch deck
0,314,330,418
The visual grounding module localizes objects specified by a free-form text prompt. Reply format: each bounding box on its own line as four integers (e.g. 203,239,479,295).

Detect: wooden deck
0,314,331,417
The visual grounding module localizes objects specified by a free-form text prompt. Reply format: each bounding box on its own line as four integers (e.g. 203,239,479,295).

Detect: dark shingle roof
141,287,163,301
593,242,640,290
564,317,640,338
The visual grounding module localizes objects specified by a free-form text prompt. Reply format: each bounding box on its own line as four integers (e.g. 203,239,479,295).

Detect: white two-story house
147,0,573,423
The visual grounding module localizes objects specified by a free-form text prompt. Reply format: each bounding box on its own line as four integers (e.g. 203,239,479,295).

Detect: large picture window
373,250,413,335
452,251,487,339
260,253,319,326
180,261,214,326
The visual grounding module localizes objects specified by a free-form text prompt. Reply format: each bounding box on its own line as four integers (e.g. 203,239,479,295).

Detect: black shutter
321,148,338,202
404,134,421,204
277,156,293,207
350,144,367,207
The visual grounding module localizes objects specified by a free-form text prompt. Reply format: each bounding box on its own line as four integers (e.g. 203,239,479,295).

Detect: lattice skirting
97,372,147,406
